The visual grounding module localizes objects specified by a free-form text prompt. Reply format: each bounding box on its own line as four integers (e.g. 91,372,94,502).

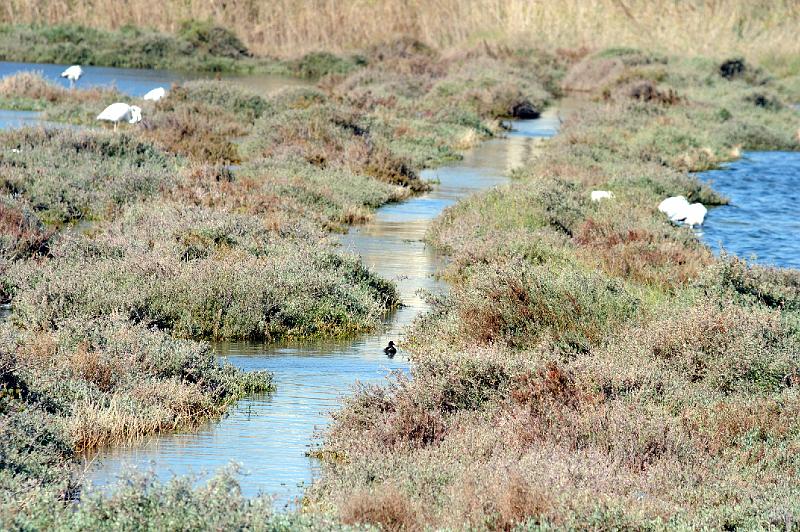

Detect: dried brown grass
4,0,800,62
341,483,420,531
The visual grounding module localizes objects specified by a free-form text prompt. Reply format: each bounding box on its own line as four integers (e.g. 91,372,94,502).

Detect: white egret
658,195,690,221
675,203,707,227
143,87,166,101
591,190,613,202
97,103,142,131
60,65,83,88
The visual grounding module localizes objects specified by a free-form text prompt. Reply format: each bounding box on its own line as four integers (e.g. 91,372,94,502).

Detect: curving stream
7,59,795,510
80,112,560,507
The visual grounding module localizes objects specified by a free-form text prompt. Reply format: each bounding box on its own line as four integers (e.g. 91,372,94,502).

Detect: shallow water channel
0,61,306,129
80,112,560,507
698,151,800,270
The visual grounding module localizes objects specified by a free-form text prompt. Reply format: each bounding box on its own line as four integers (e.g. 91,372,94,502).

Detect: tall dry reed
3,0,800,61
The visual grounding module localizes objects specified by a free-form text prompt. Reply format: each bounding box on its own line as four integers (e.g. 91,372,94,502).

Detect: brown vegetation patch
490,470,552,530
0,200,53,260
626,80,680,105
142,102,242,162
70,343,115,392
561,57,624,93
574,217,711,288
341,484,419,531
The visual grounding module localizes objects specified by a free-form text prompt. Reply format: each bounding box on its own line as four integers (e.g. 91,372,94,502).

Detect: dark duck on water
383,341,397,356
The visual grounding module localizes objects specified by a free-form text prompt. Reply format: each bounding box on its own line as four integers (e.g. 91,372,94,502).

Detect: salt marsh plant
7,202,398,340
0,128,175,225
310,50,800,529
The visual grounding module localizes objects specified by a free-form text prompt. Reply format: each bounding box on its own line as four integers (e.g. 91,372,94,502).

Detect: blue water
698,151,800,269
81,112,561,508
0,61,306,98
0,109,82,130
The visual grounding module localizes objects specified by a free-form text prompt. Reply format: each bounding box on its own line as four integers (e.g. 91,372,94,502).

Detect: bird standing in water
384,341,397,357
61,65,83,89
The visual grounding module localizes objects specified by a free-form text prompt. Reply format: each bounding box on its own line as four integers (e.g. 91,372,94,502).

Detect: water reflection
81,111,560,507
698,151,800,269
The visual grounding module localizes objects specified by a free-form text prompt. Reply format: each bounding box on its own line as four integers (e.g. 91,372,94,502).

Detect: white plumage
143,87,166,101
658,195,690,221
675,203,708,227
591,190,613,202
658,196,707,227
97,103,142,131
60,65,83,88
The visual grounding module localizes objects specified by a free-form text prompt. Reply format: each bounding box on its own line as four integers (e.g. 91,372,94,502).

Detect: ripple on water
80,112,560,508
698,151,800,269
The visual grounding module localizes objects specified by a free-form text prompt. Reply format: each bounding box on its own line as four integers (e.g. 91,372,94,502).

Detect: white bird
591,190,613,202
143,87,166,101
674,203,707,227
658,195,691,221
60,65,83,88
97,103,142,131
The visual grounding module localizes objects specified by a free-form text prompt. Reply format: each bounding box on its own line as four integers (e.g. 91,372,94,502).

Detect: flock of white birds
60,64,167,130
592,189,708,227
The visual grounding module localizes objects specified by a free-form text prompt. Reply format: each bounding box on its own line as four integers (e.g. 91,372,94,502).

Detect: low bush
8,203,398,340
0,128,174,225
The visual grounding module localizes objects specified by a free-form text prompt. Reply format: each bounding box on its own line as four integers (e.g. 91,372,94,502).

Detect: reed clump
3,1,800,66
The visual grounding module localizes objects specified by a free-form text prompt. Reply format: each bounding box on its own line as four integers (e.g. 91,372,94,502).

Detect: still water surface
81,113,560,507
0,61,306,97
698,151,800,270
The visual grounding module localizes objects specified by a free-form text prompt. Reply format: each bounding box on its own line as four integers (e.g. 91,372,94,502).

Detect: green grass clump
5,469,358,531
0,128,175,225
412,259,639,352
287,51,367,78
0,23,254,72
229,157,407,231
8,203,398,341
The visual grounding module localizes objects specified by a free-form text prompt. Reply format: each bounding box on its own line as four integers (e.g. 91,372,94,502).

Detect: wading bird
384,341,397,357
658,195,690,221
591,190,613,202
97,103,142,131
60,65,83,88
143,87,166,101
675,203,707,227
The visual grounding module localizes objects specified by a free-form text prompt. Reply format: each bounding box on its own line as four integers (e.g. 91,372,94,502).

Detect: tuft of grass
7,203,399,341
0,128,175,225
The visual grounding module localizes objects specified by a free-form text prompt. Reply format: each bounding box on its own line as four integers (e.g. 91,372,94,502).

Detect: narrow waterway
698,151,800,269
81,112,560,507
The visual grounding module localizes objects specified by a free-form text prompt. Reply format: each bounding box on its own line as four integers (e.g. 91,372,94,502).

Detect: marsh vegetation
309,50,800,530
1,5,800,530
